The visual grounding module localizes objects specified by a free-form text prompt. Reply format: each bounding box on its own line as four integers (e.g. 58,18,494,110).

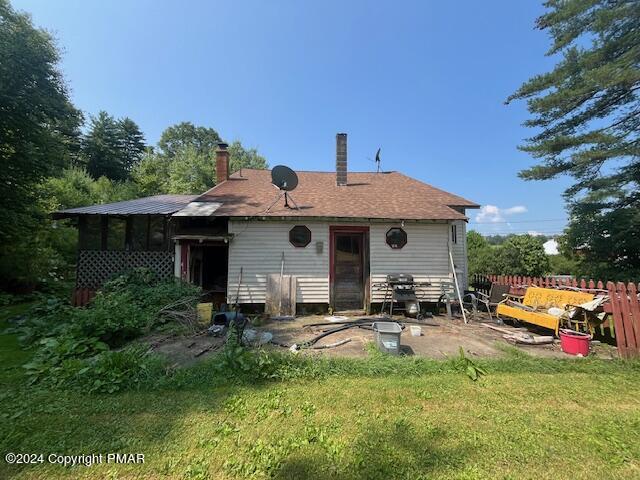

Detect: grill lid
386,273,414,284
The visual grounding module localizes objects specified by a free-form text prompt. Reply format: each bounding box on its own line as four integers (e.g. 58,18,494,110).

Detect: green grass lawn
1,304,640,480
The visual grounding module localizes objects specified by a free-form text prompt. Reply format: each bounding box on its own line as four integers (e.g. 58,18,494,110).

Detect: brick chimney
216,142,229,183
336,133,347,186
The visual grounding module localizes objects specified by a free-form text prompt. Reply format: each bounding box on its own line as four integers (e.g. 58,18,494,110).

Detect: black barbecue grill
373,274,431,316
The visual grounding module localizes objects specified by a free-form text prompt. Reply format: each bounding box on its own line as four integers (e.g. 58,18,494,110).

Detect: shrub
12,268,200,392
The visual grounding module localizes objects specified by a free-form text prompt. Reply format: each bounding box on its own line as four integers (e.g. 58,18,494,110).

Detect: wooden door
333,232,364,310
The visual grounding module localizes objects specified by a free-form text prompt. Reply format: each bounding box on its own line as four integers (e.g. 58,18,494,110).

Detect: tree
229,141,268,172
467,231,504,276
82,112,146,181
166,146,216,194
158,122,221,158
508,0,640,280
499,235,550,277
131,148,172,196
132,123,269,195
83,111,125,180
117,117,146,173
467,231,552,276
0,0,82,244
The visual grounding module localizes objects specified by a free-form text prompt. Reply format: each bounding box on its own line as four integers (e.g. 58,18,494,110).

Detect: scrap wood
312,338,352,349
194,343,221,358
149,333,178,349
482,323,553,345
481,323,526,335
502,334,554,345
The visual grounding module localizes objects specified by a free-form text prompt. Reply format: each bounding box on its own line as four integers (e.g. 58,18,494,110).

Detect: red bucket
559,329,591,356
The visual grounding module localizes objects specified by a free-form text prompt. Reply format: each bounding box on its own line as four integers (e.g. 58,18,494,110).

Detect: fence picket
618,283,640,355
608,282,629,358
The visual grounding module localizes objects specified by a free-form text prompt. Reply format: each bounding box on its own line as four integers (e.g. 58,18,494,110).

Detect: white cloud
527,230,543,236
504,205,527,215
475,204,528,224
544,239,559,255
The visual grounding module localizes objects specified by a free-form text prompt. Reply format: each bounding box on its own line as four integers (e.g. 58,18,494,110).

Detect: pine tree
117,117,146,172
508,0,640,280
83,111,125,181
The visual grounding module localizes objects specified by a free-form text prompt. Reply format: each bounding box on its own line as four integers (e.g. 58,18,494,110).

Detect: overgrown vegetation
5,269,200,393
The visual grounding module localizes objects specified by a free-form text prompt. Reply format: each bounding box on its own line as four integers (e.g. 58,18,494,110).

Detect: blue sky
15,0,572,236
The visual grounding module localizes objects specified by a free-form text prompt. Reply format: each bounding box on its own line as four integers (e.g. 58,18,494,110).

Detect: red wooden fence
71,287,96,307
607,282,640,359
472,274,640,358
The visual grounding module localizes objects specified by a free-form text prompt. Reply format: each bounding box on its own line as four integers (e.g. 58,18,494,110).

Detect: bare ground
144,312,618,367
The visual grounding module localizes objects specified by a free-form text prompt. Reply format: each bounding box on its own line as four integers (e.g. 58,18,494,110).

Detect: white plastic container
409,325,422,337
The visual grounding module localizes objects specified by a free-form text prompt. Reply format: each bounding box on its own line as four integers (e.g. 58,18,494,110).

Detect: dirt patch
144,331,225,367
254,313,619,360
141,313,618,367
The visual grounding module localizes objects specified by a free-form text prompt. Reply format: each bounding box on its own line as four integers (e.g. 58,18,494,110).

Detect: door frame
329,226,370,310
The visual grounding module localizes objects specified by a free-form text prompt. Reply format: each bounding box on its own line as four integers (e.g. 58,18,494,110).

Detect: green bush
10,268,200,392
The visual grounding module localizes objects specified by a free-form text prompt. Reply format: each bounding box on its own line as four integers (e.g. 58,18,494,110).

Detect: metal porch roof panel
53,195,199,218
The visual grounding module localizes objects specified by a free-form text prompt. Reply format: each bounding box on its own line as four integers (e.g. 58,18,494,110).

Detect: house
55,134,479,311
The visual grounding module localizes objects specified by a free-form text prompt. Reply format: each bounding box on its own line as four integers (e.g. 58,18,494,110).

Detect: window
107,217,126,251
289,225,311,247
79,216,102,250
451,224,458,244
386,227,407,249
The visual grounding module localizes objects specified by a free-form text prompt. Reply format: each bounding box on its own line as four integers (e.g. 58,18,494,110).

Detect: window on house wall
385,227,407,249
79,216,102,250
107,217,126,251
289,225,311,247
451,224,458,244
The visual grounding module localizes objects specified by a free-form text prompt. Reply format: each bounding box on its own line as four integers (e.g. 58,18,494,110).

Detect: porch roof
52,195,199,219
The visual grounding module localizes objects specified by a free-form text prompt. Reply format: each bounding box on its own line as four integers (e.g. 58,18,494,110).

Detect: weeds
455,346,488,381
6,268,199,392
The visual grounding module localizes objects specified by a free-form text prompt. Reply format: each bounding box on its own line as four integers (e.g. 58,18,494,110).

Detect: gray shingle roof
52,194,199,218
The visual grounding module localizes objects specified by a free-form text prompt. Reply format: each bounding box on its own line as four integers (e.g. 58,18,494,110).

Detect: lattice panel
76,250,174,288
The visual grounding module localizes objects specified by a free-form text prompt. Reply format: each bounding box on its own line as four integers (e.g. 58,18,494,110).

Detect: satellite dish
271,165,298,192
265,165,300,212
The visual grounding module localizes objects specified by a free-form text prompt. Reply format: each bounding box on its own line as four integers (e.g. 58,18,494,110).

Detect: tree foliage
499,235,550,277
229,141,268,172
133,125,268,195
0,0,81,244
82,111,146,181
158,121,221,158
117,117,146,172
508,0,640,280
467,231,551,277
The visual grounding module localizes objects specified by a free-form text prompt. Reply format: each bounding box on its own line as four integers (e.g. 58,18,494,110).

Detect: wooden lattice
76,250,174,288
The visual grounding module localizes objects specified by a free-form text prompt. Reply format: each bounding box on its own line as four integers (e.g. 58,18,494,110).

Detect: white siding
450,220,468,290
370,223,452,302
228,219,468,305
228,221,329,304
